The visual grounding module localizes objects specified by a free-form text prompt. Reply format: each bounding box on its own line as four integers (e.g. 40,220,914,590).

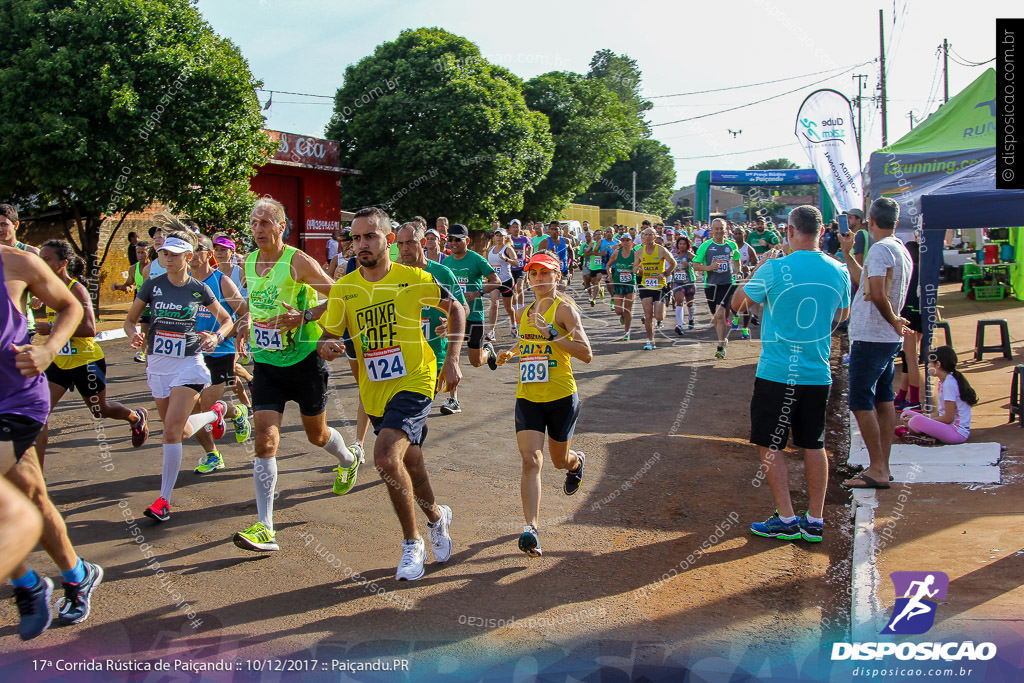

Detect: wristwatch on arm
303,309,314,323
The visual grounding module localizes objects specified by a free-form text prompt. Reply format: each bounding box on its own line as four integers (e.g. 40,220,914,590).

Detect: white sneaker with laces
428,504,453,562
395,539,426,581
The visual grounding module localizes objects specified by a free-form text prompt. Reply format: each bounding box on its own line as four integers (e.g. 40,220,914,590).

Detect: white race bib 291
152,330,186,358
644,276,660,288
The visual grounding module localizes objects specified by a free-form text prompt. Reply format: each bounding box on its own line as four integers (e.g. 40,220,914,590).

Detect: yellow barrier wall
557,203,662,228
598,208,663,228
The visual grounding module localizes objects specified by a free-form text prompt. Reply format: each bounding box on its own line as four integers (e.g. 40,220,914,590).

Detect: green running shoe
232,405,251,443
194,451,224,474
233,522,279,552
333,460,359,496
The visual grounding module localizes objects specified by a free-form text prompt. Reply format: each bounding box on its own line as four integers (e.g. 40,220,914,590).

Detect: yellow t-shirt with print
323,263,447,417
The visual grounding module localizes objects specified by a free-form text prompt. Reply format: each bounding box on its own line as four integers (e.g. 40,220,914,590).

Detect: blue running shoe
57,561,103,625
14,576,53,640
750,511,801,540
799,512,823,543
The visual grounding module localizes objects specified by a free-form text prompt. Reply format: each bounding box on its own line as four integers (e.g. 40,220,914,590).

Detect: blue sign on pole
709,169,820,185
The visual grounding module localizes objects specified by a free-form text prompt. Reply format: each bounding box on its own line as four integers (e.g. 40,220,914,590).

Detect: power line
647,63,869,99
258,88,333,99
673,142,799,160
949,47,995,66
652,60,875,128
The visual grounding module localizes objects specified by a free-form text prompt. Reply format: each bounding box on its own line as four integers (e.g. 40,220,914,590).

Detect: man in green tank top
232,198,360,554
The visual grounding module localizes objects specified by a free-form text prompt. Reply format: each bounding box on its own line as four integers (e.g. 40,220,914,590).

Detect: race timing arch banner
795,89,863,214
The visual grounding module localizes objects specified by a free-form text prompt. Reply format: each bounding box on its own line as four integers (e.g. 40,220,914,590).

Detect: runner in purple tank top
0,243,104,641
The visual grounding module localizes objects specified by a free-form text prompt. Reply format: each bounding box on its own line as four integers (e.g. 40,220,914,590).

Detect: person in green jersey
440,224,499,415
232,198,358,554
693,218,741,359
606,234,638,341
395,221,468,389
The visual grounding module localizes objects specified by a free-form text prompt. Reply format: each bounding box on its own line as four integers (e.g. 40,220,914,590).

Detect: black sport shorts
514,393,581,442
252,351,329,416
638,288,662,301
498,278,514,299
367,390,432,447
705,283,738,315
45,359,107,398
0,414,45,462
204,354,236,386
749,377,830,450
466,319,485,350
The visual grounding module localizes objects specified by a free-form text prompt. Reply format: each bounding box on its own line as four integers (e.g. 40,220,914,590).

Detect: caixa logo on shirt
831,571,997,662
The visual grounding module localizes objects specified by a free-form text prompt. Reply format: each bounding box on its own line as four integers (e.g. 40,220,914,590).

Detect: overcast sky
197,0,1012,190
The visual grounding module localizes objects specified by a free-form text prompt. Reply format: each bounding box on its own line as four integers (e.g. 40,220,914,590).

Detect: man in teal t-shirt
441,223,498,413
731,205,850,545
396,223,468,415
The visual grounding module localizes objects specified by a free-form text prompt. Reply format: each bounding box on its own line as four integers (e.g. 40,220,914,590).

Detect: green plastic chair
962,262,984,295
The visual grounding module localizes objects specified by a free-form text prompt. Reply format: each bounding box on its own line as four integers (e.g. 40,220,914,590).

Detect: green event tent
867,68,995,207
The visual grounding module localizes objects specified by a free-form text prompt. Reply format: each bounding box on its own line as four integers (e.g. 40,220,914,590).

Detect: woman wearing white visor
124,231,234,523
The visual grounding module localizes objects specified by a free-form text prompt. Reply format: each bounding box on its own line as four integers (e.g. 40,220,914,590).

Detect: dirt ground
1,279,1017,681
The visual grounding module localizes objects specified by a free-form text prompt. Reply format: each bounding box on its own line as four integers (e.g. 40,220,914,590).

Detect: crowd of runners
0,196,943,643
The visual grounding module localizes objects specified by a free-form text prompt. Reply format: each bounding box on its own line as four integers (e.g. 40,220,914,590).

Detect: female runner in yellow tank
496,251,593,557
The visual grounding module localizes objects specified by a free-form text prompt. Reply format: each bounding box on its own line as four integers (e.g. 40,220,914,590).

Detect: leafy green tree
325,27,553,227
0,0,270,306
586,49,652,133
745,158,818,197
577,139,676,217
520,72,639,219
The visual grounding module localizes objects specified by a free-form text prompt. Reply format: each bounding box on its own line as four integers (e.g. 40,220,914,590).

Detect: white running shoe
395,539,426,581
428,504,453,562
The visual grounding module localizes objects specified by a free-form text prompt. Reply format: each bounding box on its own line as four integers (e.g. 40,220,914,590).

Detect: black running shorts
204,354,236,386
749,377,830,450
705,283,738,315
45,359,107,398
0,414,44,462
514,393,581,442
252,351,329,416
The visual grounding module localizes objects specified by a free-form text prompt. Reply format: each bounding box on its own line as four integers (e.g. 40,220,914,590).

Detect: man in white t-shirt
838,197,913,489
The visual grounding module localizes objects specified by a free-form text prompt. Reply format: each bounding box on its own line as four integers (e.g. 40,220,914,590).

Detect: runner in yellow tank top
233,197,358,555
35,240,148,466
496,250,593,558
632,228,676,350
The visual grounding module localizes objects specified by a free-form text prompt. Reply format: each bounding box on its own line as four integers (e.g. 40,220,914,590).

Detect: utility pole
632,171,637,212
942,38,949,103
878,8,888,146
907,110,918,131
852,73,868,160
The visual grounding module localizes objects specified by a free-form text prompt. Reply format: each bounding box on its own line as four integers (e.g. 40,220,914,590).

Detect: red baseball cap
524,253,561,272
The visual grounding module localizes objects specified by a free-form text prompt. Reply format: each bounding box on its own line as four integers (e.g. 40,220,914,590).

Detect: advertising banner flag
795,89,863,213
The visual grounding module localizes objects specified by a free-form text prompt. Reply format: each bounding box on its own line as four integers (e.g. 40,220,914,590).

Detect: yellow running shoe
333,460,359,496
233,522,278,552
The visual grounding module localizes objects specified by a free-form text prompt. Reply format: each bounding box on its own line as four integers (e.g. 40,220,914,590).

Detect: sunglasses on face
447,237,465,242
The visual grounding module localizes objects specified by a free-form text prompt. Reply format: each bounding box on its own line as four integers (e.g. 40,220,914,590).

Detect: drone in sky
727,129,742,138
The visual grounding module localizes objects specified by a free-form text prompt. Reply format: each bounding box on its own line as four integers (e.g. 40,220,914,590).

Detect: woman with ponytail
896,345,977,444
35,240,149,466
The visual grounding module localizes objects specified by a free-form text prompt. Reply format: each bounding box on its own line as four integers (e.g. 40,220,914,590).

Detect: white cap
158,237,194,254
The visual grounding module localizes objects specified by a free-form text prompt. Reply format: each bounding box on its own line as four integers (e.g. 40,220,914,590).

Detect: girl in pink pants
897,346,977,444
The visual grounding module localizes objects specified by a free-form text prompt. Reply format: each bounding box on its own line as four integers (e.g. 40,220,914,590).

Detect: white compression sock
160,443,183,502
687,302,695,322
254,458,278,529
675,306,685,327
323,427,354,467
186,408,218,435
